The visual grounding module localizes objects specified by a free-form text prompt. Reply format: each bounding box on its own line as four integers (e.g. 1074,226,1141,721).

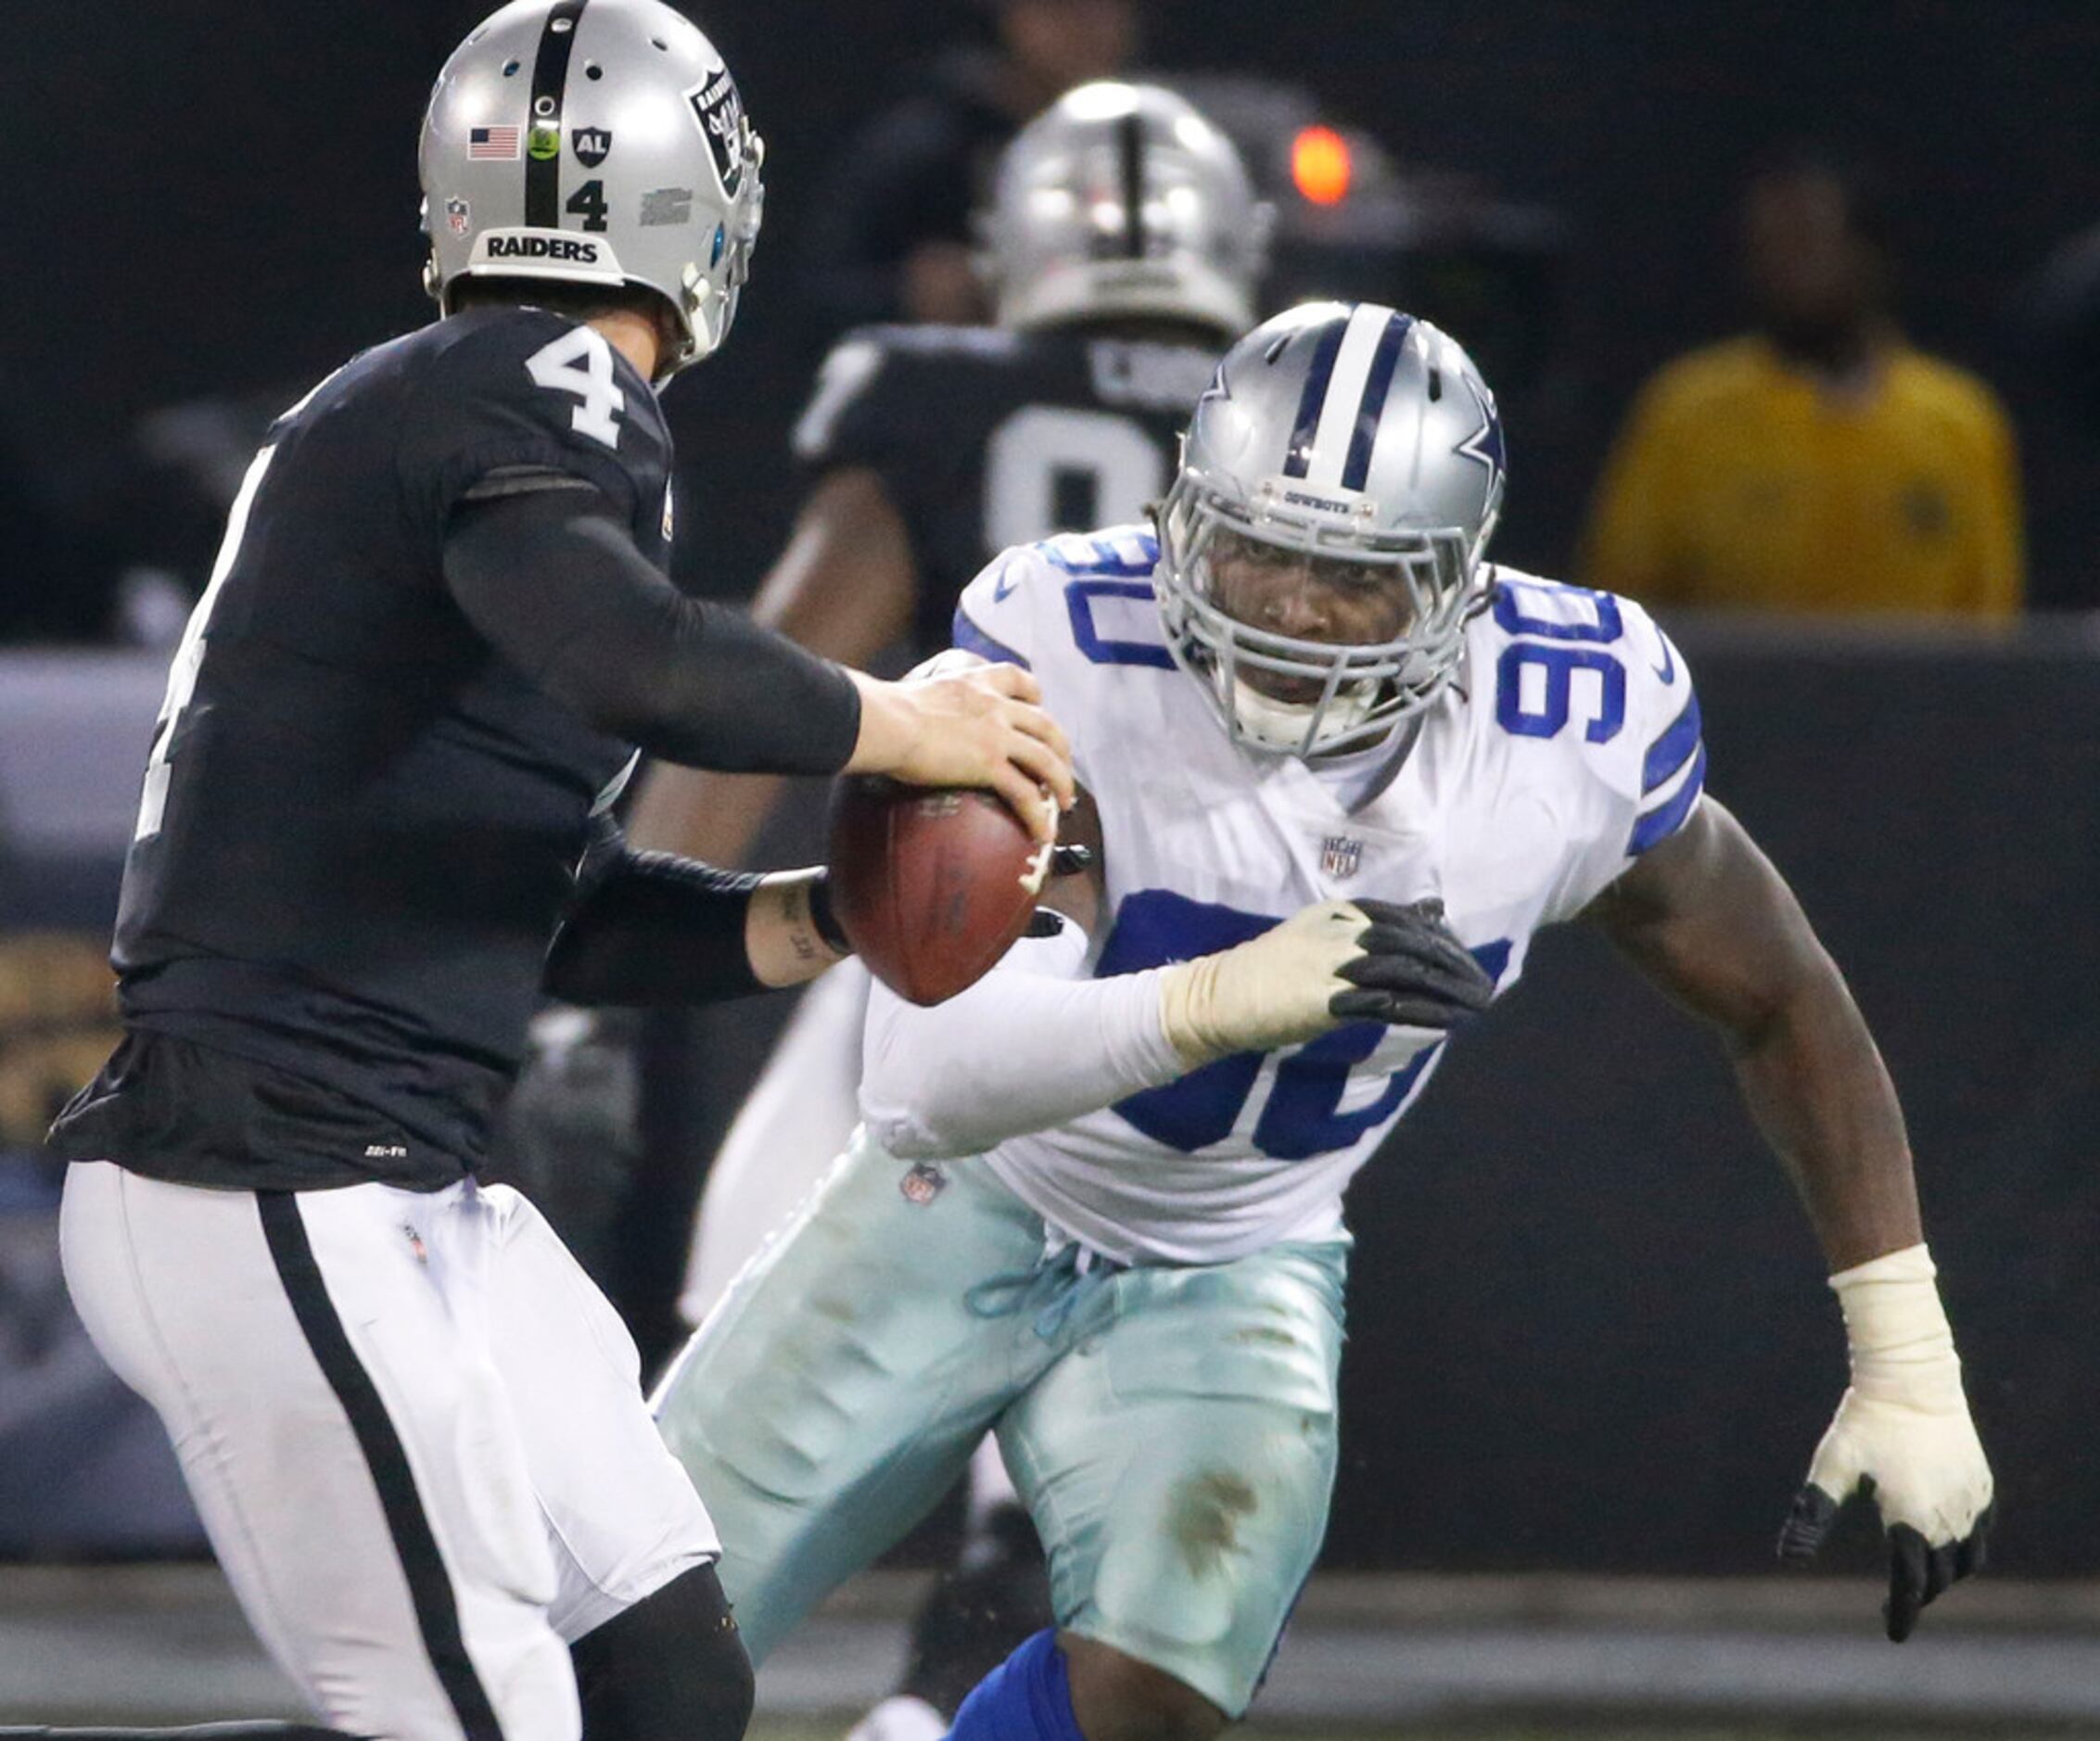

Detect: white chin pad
1227,674,1375,754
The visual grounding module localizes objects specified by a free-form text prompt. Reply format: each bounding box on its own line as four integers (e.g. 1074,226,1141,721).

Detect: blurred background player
653,302,1992,1741
611,83,1266,1736
1580,142,2024,618
795,0,1141,342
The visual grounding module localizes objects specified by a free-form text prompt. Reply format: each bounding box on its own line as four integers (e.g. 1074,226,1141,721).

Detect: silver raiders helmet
420,0,764,373
979,81,1268,338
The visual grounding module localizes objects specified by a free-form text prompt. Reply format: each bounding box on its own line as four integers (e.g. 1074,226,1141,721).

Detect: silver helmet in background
420,0,765,373
979,81,1270,338
1155,300,1507,759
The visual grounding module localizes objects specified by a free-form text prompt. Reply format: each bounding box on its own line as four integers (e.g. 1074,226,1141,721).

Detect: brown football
826,777,1048,1005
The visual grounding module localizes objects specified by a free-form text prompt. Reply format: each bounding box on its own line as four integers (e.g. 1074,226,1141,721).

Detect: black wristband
545,851,766,1006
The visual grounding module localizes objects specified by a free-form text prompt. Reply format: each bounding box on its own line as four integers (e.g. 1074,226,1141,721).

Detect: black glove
1328,896,1497,1029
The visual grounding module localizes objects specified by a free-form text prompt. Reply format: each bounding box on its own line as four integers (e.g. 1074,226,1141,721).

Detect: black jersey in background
790,323,1219,656
53,307,670,1191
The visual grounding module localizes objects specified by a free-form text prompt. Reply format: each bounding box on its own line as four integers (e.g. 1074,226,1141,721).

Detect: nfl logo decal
444,196,470,236
1320,834,1364,880
899,1163,948,1206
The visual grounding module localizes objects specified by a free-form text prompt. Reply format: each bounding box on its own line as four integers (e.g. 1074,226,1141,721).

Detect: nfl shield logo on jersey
1320,834,1364,880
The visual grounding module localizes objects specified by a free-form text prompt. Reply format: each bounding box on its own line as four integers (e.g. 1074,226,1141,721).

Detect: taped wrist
1829,1242,1965,1409
1155,900,1366,1068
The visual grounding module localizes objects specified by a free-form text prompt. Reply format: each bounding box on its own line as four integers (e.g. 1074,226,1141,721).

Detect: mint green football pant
652,1128,1347,1718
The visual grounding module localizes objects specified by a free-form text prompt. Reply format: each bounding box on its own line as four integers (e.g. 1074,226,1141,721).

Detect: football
826,777,1050,1005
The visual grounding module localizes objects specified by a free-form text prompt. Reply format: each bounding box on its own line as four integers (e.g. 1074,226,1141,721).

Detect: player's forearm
545,852,843,1004
859,922,1185,1161
1727,958,1923,1272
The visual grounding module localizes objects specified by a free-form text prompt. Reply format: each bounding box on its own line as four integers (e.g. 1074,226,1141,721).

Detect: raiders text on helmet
1154,301,1508,758
979,82,1269,338
420,0,765,373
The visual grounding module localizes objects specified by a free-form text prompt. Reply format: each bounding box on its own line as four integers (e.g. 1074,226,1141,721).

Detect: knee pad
572,1561,754,1741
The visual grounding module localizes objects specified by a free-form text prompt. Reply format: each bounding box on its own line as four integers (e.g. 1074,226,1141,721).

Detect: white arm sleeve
858,918,1187,1162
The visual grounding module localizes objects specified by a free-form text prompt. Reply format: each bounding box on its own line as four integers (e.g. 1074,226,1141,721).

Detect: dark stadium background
5,2,2097,605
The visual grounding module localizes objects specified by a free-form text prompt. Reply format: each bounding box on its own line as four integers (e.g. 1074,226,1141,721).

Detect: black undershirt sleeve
544,848,766,1006
442,485,861,774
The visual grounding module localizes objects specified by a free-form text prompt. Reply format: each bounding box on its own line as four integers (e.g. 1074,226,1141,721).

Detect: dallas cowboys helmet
420,0,765,373
1154,301,1508,758
979,82,1269,338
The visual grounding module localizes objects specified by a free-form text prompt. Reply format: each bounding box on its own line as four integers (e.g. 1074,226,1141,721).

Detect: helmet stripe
1117,110,1147,259
1303,304,1398,488
1281,311,1350,479
1341,311,1414,490
525,0,590,228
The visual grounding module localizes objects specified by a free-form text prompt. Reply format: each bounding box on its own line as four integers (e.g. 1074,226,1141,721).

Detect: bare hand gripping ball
826,778,1052,1005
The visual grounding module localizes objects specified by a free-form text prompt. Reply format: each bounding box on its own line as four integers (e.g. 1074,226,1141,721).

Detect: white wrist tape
1807,1239,1992,1545
1156,899,1367,1068
1828,1241,1965,1410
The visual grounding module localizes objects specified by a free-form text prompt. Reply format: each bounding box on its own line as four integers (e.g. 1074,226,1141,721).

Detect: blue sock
944,1629,1086,1741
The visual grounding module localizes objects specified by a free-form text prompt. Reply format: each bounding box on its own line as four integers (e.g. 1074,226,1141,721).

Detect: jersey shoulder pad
952,524,1165,678
395,308,667,532
1479,567,1704,858
791,322,1022,467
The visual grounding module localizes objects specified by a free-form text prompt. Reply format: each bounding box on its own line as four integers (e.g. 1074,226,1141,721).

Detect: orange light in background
1292,125,1352,207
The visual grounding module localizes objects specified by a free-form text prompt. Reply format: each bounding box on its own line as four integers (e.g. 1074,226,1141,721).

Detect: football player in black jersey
628,83,1268,1741
34,7,1072,1741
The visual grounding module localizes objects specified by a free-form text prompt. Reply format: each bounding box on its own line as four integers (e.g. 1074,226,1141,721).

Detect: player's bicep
1582,797,1827,1040
442,484,671,693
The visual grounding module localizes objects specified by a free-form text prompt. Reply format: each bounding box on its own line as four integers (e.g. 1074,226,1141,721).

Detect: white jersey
935,526,1706,1264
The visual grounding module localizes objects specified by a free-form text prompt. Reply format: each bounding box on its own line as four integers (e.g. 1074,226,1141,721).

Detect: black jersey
52,307,672,1190
790,324,1220,656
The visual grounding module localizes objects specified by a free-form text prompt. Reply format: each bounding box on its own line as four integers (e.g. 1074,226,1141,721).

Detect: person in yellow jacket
1583,147,2023,620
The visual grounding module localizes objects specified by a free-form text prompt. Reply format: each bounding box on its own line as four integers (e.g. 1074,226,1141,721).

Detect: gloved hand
1775,1242,1995,1641
1157,896,1495,1069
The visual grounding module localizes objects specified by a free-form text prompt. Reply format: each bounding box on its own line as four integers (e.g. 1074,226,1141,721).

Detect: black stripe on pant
257,1192,505,1741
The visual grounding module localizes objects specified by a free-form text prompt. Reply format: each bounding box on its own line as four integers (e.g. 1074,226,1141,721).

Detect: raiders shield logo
573,127,612,169
686,67,747,197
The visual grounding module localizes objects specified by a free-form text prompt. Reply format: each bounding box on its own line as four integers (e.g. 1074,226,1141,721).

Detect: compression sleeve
443,486,861,774
858,918,1187,1162
543,849,766,1006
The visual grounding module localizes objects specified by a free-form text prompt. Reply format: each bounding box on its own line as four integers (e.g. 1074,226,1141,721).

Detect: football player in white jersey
652,301,1994,1741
